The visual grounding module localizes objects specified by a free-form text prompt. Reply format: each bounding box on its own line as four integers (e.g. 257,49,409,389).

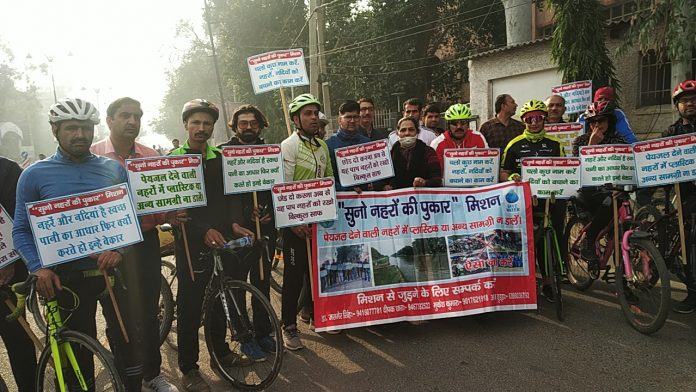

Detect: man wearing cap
578,86,637,143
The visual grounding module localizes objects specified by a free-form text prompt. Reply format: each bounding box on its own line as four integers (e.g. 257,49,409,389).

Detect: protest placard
271,178,337,228
545,123,584,156
247,49,309,94
335,140,394,187
125,155,207,215
25,184,143,268
310,182,536,332
521,157,581,198
633,134,696,187
551,80,592,114
443,148,500,187
0,206,21,268
580,145,636,187
221,145,284,194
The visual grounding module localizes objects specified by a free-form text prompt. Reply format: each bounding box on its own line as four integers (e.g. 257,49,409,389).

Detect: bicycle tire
36,329,125,391
27,290,47,333
203,277,283,391
615,236,671,335
158,273,175,347
547,229,564,321
0,374,8,392
563,216,594,291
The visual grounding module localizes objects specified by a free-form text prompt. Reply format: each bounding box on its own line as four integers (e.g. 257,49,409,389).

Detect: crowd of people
1,77,696,392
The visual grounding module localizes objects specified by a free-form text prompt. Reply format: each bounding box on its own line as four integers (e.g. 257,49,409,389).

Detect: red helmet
584,100,614,120
672,80,696,103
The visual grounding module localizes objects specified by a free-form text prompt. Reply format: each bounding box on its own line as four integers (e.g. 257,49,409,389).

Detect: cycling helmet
672,80,696,104
584,100,614,119
318,111,329,126
48,98,100,124
519,99,548,118
289,93,322,115
182,99,220,122
444,103,473,121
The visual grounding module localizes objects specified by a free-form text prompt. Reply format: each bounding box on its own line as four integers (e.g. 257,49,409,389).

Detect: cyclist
571,100,628,265
578,86,638,143
280,93,333,350
12,98,129,389
431,103,488,170
501,99,564,302
662,80,696,313
170,99,256,391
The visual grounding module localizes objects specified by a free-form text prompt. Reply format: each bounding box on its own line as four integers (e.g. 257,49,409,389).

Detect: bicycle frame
44,296,89,392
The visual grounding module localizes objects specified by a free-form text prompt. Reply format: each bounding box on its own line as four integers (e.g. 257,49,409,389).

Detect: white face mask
400,136,417,149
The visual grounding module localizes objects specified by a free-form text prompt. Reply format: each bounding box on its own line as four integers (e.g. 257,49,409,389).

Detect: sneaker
256,335,277,353
218,352,253,367
298,307,311,323
283,325,304,351
143,375,179,392
673,293,696,314
540,285,555,303
241,341,267,362
181,370,210,392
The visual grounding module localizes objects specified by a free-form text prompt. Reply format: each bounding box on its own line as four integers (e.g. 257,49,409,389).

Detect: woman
384,116,441,190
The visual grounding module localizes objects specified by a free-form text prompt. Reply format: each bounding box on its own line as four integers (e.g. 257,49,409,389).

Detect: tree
546,0,620,100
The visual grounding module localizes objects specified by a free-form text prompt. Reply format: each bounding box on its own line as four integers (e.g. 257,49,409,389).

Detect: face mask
400,136,417,149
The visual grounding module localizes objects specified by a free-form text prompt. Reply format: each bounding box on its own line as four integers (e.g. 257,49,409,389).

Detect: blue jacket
578,108,638,143
326,129,372,191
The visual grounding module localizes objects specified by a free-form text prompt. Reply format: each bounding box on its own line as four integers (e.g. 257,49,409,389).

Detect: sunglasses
522,115,546,124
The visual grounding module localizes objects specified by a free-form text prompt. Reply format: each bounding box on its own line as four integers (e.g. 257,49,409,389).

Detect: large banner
247,49,309,94
633,134,696,187
521,157,582,199
221,145,284,194
25,184,143,268
546,123,584,157
580,145,636,186
125,155,207,215
271,178,337,228
442,148,500,187
0,206,21,268
335,140,394,187
551,80,592,114
312,182,536,332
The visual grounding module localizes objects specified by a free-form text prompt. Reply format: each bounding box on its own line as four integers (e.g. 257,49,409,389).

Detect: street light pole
203,0,231,139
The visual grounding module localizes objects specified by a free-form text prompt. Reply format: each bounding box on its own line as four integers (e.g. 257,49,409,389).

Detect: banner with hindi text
632,134,696,187
0,206,21,268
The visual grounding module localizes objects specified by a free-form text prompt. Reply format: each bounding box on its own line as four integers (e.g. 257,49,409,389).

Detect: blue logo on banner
505,191,519,204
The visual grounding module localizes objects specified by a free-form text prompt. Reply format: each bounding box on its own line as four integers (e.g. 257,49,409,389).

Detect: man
388,98,437,146
90,97,178,391
578,86,638,143
217,104,278,357
662,80,696,313
280,93,333,350
326,100,372,192
170,138,180,152
544,95,566,123
431,103,488,169
12,98,128,389
317,111,329,139
479,94,525,152
0,156,36,392
170,99,255,391
357,98,388,141
422,103,444,135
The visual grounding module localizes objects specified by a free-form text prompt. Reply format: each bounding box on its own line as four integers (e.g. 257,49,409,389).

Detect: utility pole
203,0,231,139
309,0,320,98
316,1,333,126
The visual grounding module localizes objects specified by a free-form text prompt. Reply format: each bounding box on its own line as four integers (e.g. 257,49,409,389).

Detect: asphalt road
2,280,694,391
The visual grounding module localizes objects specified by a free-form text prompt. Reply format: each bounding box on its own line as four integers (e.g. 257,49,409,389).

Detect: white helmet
318,111,329,126
48,98,100,124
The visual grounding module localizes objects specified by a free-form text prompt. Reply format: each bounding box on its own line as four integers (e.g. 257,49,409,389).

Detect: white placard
0,206,21,268
545,123,584,156
25,184,143,268
222,145,284,194
521,157,582,199
335,140,394,187
443,148,500,187
579,145,636,186
271,178,337,228
551,80,592,114
125,155,207,215
247,49,309,94
633,134,696,187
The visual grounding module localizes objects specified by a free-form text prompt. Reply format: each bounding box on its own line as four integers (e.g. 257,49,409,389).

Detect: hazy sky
0,0,204,141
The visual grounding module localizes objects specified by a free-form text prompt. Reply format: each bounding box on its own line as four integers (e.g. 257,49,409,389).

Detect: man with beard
431,103,488,170
479,94,525,152
91,97,178,391
662,80,696,313
388,98,437,146
326,100,371,192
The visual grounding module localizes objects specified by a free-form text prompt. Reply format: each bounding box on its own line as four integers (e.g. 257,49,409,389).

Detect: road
2,280,694,391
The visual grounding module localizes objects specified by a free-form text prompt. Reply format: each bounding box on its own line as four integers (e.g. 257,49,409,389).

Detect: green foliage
547,0,620,100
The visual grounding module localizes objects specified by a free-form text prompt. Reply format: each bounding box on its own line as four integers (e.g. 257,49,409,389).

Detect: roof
467,37,552,60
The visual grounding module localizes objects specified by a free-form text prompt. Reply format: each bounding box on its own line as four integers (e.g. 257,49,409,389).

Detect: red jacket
433,129,488,170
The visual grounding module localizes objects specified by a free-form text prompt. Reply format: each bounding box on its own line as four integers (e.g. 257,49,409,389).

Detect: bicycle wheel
27,290,47,333
563,216,594,291
158,273,175,347
547,229,564,321
615,236,671,335
161,258,179,350
0,374,8,392
203,278,283,391
36,330,125,391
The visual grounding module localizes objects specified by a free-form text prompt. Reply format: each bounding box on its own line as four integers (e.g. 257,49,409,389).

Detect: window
602,1,638,23
639,51,672,107
536,24,554,39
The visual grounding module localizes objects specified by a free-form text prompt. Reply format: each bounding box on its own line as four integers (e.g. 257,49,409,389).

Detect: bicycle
564,184,671,334
532,193,565,321
199,237,283,390
9,271,125,391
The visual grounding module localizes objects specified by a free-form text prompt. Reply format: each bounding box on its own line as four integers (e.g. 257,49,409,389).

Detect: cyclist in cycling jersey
431,103,488,170
501,99,564,302
662,80,696,313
